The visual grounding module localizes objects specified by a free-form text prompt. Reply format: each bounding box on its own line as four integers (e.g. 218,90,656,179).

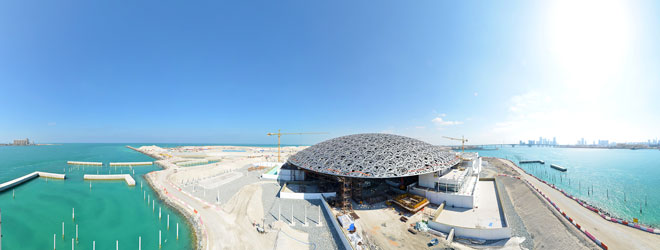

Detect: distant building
552,137,557,145
13,138,30,145
598,140,609,147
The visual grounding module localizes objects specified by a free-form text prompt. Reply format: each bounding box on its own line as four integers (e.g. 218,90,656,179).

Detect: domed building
280,133,482,210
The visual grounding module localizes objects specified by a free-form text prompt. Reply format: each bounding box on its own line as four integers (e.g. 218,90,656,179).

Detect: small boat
520,160,545,164
550,164,567,172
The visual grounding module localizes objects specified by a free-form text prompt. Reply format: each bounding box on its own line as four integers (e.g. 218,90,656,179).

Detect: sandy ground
136,144,660,250
493,158,660,249
140,145,312,250
352,203,475,250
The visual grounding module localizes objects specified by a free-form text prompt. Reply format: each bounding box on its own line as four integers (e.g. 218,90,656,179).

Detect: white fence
320,196,353,250
280,191,336,200
261,174,279,180
410,187,474,208
278,169,305,181
428,221,511,240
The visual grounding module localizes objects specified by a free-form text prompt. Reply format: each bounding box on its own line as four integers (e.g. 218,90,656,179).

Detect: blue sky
1,0,659,145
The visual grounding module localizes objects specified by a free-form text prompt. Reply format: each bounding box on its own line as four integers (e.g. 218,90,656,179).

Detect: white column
318,205,323,226
159,230,162,248
291,203,295,226
138,237,141,250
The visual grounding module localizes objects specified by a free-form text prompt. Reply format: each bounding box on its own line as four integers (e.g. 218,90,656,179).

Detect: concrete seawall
84,174,135,186
0,171,66,192
67,161,102,166
109,162,153,166
126,146,164,160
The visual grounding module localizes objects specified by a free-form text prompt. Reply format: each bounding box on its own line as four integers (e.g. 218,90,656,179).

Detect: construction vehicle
266,130,327,162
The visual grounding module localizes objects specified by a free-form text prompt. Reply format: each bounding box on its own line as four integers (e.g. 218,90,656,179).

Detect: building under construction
283,133,480,212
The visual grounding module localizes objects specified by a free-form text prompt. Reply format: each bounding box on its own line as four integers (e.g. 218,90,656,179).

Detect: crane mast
267,130,327,162
443,135,468,153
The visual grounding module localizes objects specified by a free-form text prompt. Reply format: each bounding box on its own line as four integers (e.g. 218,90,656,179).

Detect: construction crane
443,135,468,153
267,130,328,162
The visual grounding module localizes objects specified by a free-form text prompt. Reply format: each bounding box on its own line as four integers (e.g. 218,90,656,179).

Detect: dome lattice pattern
288,133,460,178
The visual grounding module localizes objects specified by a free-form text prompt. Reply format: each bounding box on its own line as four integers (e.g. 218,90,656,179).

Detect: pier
67,161,102,166
0,171,66,192
126,146,164,160
84,174,136,186
550,164,567,172
109,162,153,166
519,160,545,164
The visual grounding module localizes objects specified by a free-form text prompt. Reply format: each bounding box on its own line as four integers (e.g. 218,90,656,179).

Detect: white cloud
432,117,463,126
473,92,479,97
47,122,57,126
414,126,426,129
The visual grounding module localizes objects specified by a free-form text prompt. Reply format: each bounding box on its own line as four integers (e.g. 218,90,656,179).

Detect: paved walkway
502,159,660,249
152,168,228,249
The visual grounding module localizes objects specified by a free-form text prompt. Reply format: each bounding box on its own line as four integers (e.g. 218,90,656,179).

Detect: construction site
278,133,509,249
131,132,512,250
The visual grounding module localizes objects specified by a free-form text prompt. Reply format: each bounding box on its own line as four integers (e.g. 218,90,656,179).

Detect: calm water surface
0,144,193,249
471,146,660,227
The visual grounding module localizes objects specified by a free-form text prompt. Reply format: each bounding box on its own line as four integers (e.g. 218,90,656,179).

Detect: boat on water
520,160,545,164
550,164,567,172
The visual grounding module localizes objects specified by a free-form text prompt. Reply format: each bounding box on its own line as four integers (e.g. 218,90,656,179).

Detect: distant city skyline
1,1,659,145
518,136,660,146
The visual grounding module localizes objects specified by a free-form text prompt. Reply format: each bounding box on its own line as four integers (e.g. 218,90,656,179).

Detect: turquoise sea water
0,144,193,249
471,146,660,227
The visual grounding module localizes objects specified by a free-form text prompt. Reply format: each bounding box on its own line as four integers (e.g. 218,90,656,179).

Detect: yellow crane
443,135,468,153
267,130,328,162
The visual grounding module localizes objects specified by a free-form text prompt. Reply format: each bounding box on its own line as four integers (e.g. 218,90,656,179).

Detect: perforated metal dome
287,133,460,178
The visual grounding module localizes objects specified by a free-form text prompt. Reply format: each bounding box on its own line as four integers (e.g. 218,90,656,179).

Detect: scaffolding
338,177,352,211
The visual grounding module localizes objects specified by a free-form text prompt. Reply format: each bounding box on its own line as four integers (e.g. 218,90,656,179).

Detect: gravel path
262,190,345,250
495,176,534,250
485,158,598,250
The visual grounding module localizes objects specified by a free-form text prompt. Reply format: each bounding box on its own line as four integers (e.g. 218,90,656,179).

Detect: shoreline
134,145,203,250
496,157,660,249
144,172,202,250
504,158,660,231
